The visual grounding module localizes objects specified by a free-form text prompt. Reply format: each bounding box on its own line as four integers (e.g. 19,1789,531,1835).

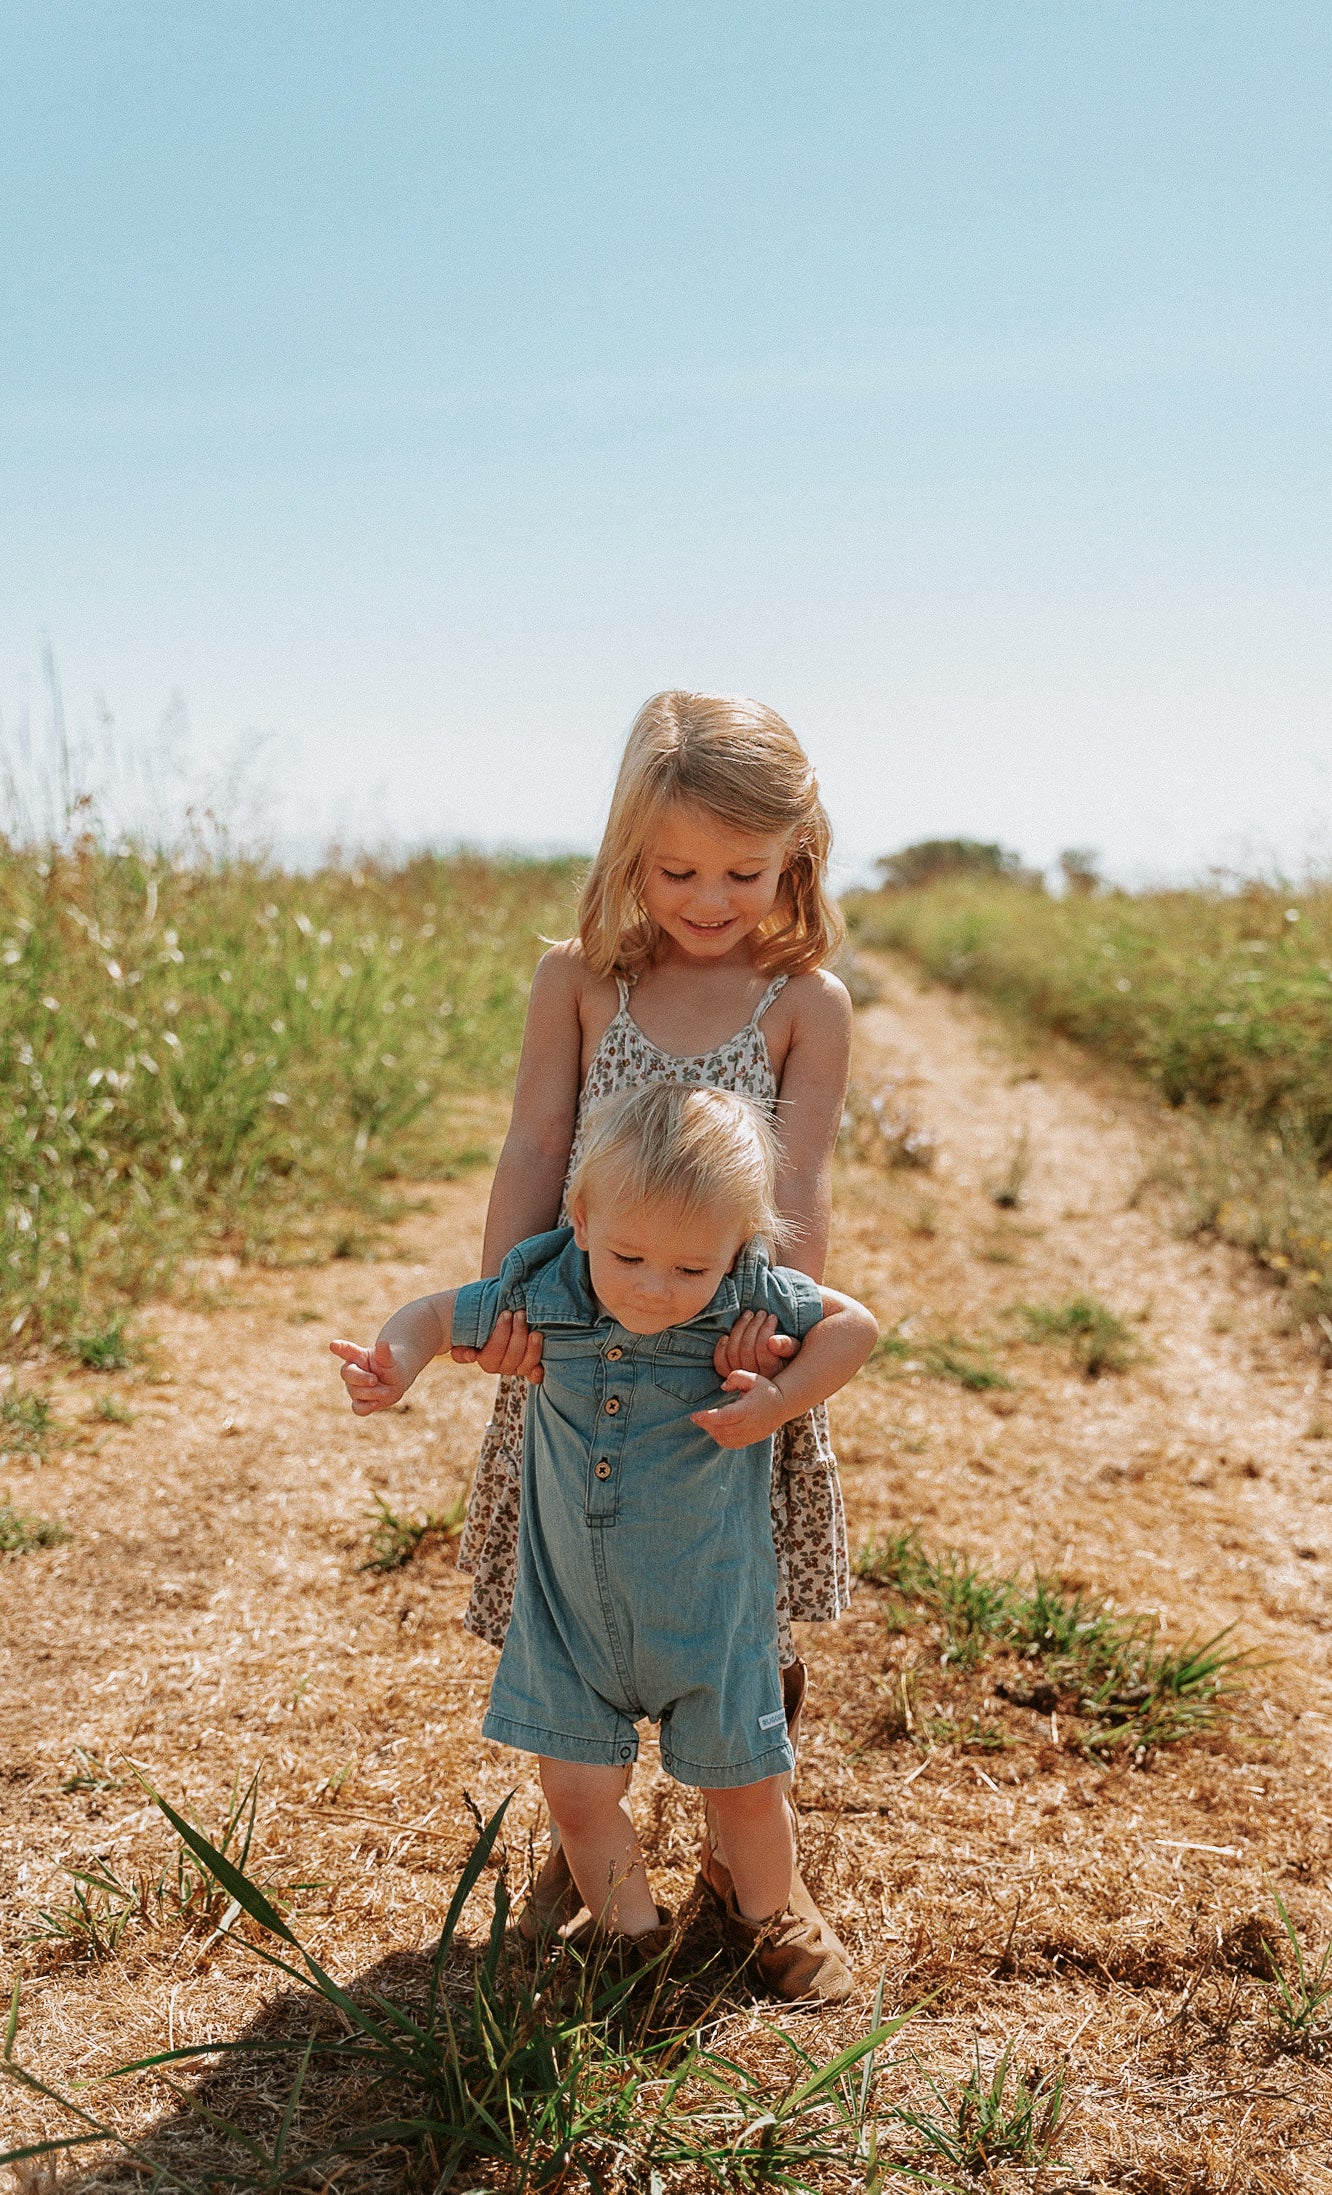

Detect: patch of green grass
873,1325,1014,1392
73,1313,137,1371
1261,1880,1332,2053
1009,1293,1141,1376
856,1528,1250,1753
0,845,580,1356
27,1773,313,1964
895,2038,1066,2172
360,1491,467,1572
0,1500,69,1553
0,1388,57,1454
1,1787,921,2190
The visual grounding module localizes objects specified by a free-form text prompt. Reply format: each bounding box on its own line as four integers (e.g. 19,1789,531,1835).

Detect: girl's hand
450,1308,545,1383
330,1337,410,1415
690,1367,787,1449
713,1309,798,1383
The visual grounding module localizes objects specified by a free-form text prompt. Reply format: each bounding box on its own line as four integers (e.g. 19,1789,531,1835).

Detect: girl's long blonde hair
578,690,845,980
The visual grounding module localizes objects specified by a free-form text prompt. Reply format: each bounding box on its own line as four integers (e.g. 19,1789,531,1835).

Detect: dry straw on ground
3,957,1332,2189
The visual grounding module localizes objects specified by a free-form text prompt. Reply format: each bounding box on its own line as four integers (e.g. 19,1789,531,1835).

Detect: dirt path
4,960,1332,2189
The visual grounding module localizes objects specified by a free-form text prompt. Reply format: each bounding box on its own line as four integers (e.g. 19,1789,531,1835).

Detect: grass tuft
894,2036,1066,2171
1261,1880,1332,2053
1010,1293,1141,1376
873,1326,1014,1392
0,1389,57,1456
0,1501,69,1554
360,1492,467,1572
856,1529,1250,1752
73,1313,137,1371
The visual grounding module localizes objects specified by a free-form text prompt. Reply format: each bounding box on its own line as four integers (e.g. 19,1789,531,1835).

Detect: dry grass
3,958,1332,2187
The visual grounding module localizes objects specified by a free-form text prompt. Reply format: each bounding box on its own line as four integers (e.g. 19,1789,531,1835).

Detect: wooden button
594,1460,612,1480
605,1346,623,1361
604,1396,621,1414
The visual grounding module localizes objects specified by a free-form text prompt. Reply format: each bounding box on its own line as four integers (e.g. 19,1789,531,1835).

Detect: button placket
586,1339,632,1520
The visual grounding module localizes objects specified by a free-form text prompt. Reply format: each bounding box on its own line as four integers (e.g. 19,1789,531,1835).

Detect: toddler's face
571,1189,747,1334
641,801,788,961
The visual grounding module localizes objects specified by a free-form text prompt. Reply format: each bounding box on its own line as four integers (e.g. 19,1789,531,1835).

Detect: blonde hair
579,690,845,980
567,1082,785,1253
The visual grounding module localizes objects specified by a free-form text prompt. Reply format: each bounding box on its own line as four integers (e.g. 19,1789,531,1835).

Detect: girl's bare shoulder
781,966,853,1039
533,939,620,1037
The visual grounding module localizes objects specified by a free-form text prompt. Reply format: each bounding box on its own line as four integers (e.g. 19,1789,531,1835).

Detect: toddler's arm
331,1289,461,1415
691,1285,877,1450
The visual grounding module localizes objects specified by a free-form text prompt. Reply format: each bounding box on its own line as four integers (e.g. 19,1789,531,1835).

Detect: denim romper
451,1228,824,1789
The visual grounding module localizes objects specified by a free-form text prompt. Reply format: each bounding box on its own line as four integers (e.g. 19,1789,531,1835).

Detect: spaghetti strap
614,975,632,1011
750,974,789,1025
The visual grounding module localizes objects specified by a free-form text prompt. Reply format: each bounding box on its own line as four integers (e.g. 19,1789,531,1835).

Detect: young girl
454,690,853,1940
333,1084,878,2001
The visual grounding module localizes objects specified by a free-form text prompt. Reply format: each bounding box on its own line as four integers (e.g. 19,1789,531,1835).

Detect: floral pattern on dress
456,974,852,1661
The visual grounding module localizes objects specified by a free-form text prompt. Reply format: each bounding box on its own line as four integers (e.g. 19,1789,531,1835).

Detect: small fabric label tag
758,1708,786,1731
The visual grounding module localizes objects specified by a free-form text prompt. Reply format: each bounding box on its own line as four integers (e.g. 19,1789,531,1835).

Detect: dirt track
4,957,1332,2189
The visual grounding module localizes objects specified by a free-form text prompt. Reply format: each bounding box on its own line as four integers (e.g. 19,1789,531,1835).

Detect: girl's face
640,802,789,962
571,1188,746,1333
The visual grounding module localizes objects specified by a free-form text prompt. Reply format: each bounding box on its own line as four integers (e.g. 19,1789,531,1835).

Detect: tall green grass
1,842,580,1352
847,877,1332,1328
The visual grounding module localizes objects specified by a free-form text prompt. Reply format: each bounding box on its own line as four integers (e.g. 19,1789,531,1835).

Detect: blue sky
2,2,1328,881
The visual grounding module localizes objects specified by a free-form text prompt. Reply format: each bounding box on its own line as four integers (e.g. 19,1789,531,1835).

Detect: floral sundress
456,973,852,1665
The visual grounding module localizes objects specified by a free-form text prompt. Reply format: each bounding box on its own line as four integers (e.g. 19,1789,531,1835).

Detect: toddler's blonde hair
579,690,845,980
567,1082,785,1254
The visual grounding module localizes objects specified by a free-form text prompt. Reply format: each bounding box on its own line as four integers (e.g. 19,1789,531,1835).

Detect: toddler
333,1082,876,2002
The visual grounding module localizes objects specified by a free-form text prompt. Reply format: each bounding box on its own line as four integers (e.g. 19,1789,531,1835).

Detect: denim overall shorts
452,1228,823,1789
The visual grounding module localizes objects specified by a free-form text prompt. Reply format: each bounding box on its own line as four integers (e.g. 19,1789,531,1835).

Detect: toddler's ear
570,1195,590,1250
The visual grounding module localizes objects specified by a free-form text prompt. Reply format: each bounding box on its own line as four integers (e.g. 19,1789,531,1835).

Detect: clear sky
2,2,1328,883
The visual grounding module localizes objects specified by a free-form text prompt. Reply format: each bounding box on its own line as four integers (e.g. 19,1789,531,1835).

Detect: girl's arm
479,944,586,1273
772,972,853,1282
331,1289,461,1414
449,945,586,1382
691,1284,877,1449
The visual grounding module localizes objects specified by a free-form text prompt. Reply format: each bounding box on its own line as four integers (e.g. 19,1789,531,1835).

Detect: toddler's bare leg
539,1759,658,1936
702,1776,795,1921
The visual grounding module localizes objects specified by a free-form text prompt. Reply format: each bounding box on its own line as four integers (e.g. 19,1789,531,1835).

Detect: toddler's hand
713,1310,798,1382
691,1367,787,1450
330,1337,410,1415
450,1308,545,1384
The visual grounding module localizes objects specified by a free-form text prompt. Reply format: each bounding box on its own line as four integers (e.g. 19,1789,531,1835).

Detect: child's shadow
57,1902,738,2190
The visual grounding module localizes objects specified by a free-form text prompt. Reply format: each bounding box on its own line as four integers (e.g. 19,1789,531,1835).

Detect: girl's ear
570,1195,590,1250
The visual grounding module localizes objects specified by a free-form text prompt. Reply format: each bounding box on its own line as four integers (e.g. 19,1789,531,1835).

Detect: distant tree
1058,847,1102,897
874,839,1034,891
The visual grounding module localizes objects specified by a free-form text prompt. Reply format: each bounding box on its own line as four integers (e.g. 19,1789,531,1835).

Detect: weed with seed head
1,1782,922,2189
1260,1880,1332,2052
894,2037,1066,2171
0,1390,56,1456
360,1491,466,1571
0,1501,68,1554
1010,1292,1141,1376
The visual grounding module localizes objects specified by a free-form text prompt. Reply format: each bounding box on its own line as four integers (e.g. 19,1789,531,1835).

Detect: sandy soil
3,957,1332,2190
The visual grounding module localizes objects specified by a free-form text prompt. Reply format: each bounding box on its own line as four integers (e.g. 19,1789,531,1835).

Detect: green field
846,873,1332,1331
0,843,581,1351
